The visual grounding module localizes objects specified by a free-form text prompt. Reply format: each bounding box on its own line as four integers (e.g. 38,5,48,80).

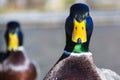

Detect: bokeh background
0,0,120,80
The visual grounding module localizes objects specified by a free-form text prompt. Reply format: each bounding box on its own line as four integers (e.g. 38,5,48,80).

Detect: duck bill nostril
77,38,81,44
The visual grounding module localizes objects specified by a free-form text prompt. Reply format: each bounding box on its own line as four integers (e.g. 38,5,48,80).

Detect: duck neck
64,43,89,54
72,43,89,53
64,36,90,54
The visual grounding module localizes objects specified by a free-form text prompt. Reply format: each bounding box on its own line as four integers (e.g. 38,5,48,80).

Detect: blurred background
0,0,120,80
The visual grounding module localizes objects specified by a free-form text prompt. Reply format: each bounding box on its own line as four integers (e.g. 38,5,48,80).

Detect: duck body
0,49,37,80
0,21,37,80
44,52,101,80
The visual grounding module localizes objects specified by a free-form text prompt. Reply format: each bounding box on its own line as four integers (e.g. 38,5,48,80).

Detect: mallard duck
0,21,37,80
44,3,101,80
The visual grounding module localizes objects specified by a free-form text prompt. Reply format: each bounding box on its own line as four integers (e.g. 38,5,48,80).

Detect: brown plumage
44,54,101,80
0,51,37,80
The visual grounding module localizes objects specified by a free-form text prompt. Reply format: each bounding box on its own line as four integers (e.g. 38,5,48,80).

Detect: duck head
4,21,23,52
65,3,93,53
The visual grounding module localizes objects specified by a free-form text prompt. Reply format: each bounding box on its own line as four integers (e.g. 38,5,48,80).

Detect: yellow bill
8,33,19,51
72,19,87,43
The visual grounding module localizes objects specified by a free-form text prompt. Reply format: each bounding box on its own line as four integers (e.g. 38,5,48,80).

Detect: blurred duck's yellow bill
8,33,19,51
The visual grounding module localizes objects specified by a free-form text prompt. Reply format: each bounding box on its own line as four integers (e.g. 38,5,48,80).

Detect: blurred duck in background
0,21,37,80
